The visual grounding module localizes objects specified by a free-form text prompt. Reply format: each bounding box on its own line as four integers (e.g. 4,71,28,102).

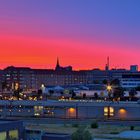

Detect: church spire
56,57,60,67
55,57,60,70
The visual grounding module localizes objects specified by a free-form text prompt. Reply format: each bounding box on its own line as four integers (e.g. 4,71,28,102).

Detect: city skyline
1,1,140,139
0,60,138,71
0,0,140,70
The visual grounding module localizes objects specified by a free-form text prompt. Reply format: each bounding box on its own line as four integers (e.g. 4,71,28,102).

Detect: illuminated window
44,107,55,116
118,108,127,118
15,83,19,90
9,130,18,139
67,108,76,118
0,132,6,140
34,106,43,116
104,107,114,116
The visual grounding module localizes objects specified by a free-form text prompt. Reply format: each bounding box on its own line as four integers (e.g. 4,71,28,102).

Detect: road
1,117,140,126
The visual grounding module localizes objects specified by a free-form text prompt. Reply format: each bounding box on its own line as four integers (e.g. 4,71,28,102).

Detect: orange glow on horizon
0,35,140,70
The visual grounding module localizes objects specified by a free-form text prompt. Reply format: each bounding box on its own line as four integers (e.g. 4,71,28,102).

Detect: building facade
34,69,87,88
3,66,36,91
0,100,140,120
121,73,140,89
1,64,139,91
0,121,24,140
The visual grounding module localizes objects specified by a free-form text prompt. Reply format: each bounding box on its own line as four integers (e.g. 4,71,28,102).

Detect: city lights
0,0,139,140
107,85,112,92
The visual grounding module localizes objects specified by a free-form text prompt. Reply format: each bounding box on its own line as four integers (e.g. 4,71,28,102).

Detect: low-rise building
121,73,140,89
0,100,140,120
1,63,140,91
3,66,36,91
0,121,24,140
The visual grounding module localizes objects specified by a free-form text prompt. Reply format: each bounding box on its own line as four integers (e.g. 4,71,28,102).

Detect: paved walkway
94,131,140,140
119,131,140,139
93,138,111,140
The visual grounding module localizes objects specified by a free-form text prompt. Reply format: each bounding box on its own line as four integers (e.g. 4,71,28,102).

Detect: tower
107,56,110,70
56,57,60,67
55,57,61,71
105,56,110,71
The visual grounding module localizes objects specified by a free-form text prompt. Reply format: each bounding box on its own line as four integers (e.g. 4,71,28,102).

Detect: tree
136,86,140,91
102,79,108,85
83,93,86,99
72,127,92,140
37,89,43,99
113,87,124,100
100,92,104,97
70,90,76,98
94,92,98,99
1,81,7,91
49,90,54,96
71,91,76,98
60,91,64,95
13,88,20,100
111,79,120,86
129,89,137,99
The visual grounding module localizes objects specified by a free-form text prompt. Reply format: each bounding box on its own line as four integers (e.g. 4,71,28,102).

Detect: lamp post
107,85,112,101
106,85,112,119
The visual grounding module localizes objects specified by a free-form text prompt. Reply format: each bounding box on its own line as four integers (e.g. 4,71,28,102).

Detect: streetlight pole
107,85,112,101
106,85,112,119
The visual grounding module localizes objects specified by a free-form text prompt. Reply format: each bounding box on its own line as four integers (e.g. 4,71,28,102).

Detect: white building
121,73,140,89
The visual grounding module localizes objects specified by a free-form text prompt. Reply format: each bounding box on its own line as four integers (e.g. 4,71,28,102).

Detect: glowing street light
41,84,45,88
107,85,112,91
107,85,112,100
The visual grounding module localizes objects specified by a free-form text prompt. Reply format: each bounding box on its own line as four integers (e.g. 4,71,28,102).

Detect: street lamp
107,85,112,91
106,85,113,119
106,85,112,100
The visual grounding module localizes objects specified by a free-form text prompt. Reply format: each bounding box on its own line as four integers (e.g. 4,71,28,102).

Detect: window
118,108,127,118
0,132,6,140
9,130,18,140
67,108,76,118
34,106,43,116
104,107,114,117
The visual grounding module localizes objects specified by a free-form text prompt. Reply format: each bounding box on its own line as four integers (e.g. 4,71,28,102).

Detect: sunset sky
0,0,140,70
